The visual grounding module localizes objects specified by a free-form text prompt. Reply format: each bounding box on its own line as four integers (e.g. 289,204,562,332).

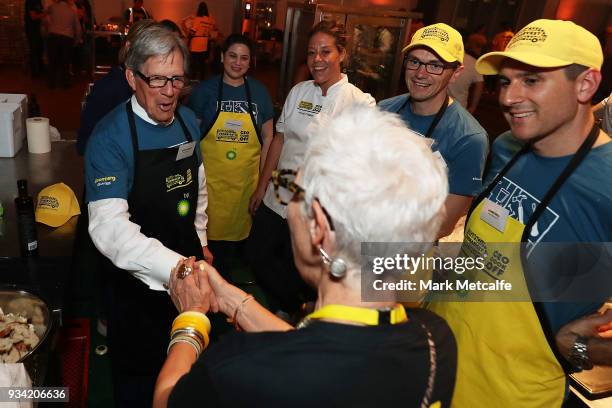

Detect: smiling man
84,23,211,408
379,23,488,239
428,19,611,407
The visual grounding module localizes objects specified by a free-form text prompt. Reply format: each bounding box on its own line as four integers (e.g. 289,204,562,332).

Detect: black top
24,0,43,32
169,309,457,408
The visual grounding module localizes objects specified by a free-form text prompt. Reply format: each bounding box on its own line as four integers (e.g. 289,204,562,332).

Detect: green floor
66,256,268,407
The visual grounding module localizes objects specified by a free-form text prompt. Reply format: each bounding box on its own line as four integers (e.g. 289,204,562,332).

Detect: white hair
300,104,448,272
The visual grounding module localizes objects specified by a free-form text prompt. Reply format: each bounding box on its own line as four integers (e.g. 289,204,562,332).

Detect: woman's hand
248,184,267,215
195,260,246,317
169,257,218,314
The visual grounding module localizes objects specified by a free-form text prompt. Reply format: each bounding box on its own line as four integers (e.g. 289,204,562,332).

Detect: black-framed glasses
404,57,454,75
135,71,187,89
272,169,304,206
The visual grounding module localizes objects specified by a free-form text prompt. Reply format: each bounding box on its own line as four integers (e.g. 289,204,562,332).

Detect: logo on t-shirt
297,100,322,117
219,100,259,122
94,176,117,187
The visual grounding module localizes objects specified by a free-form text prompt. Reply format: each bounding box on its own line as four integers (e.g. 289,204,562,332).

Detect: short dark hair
197,2,209,17
564,64,589,80
222,34,254,57
308,20,347,52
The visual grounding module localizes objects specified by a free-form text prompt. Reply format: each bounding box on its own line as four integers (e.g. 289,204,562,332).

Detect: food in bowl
0,308,41,363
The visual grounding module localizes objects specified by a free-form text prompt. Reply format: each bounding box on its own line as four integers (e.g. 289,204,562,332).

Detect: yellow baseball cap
402,23,464,64
35,183,81,227
476,19,603,75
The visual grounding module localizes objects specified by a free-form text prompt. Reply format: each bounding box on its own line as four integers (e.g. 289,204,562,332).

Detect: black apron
106,103,202,379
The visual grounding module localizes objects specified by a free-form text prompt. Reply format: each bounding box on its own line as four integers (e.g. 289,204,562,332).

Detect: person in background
491,21,514,52
188,34,274,279
593,92,612,134
24,0,45,77
124,0,151,25
45,0,82,89
182,2,216,80
246,20,375,318
466,24,488,57
429,19,612,407
77,20,155,155
153,105,457,408
378,23,488,239
84,23,211,407
448,38,484,114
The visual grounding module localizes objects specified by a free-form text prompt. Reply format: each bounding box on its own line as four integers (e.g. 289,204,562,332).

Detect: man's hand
202,246,214,265
169,257,217,314
556,309,612,365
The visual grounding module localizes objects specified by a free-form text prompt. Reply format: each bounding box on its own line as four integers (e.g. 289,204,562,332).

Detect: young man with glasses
84,23,211,408
379,23,488,239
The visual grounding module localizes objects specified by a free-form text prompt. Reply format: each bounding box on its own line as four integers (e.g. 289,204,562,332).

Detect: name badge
175,141,196,161
224,119,243,131
480,198,509,233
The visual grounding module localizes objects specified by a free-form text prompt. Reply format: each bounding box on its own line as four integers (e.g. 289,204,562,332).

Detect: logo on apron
226,150,237,160
177,199,190,217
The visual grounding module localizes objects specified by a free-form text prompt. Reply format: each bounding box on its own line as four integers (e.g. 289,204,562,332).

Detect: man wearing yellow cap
428,19,612,406
379,23,488,239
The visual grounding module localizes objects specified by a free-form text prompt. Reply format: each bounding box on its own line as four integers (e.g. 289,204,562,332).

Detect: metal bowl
0,287,54,385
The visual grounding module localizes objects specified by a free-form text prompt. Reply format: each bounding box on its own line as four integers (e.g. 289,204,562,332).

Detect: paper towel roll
26,117,51,154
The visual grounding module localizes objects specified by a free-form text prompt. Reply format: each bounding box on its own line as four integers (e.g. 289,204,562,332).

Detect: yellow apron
428,126,599,407
201,76,261,241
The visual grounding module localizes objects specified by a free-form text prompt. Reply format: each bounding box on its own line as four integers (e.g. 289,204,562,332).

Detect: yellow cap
476,19,603,75
402,23,464,64
35,183,81,227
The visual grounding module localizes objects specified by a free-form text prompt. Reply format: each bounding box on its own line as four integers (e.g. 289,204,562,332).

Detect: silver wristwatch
569,335,593,371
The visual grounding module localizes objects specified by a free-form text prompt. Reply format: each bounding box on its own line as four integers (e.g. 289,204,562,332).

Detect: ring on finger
177,264,193,280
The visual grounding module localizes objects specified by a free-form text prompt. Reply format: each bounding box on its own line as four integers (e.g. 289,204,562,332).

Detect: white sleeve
194,162,208,247
88,198,183,291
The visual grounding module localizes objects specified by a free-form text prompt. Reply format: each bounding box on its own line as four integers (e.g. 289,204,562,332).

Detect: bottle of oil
15,180,38,257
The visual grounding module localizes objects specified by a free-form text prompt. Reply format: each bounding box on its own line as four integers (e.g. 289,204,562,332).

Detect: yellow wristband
171,311,212,349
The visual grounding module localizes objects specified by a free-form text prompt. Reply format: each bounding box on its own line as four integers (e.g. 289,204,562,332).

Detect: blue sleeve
254,81,274,124
377,94,408,113
542,302,601,335
84,121,131,203
447,131,489,196
187,79,217,133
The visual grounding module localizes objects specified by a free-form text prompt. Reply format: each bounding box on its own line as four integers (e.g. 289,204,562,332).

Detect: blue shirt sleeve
187,77,218,133
446,131,489,196
85,120,131,203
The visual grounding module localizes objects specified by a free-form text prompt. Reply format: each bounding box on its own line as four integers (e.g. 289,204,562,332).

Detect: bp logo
226,150,237,160
177,199,190,217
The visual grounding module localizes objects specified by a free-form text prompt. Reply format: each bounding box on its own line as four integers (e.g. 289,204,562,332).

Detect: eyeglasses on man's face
135,70,187,89
272,169,304,206
404,57,454,75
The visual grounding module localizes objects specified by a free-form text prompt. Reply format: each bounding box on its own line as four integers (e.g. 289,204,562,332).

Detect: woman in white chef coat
246,20,376,317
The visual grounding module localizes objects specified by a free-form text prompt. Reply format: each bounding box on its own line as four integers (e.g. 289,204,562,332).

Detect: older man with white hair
85,23,211,407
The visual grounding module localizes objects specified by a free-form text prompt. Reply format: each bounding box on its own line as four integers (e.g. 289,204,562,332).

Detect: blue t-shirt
187,75,274,135
85,103,202,203
378,94,488,196
484,132,612,332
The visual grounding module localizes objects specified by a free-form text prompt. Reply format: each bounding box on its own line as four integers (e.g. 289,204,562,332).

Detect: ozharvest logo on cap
475,19,603,75
419,27,450,43
507,26,548,48
35,182,81,228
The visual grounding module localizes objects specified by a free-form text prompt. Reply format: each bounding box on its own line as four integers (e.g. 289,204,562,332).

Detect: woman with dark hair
187,34,274,279
247,20,375,317
182,1,216,79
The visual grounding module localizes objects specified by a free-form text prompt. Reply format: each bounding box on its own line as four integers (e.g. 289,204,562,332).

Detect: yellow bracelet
171,311,212,349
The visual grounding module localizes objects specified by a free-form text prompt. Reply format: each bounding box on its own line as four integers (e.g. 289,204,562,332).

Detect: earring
319,247,347,279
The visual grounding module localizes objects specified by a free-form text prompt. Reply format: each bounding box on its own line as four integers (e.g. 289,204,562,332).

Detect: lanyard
297,304,408,329
467,124,600,242
398,95,449,139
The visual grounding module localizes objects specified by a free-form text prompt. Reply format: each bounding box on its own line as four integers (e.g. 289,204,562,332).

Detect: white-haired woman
153,105,457,408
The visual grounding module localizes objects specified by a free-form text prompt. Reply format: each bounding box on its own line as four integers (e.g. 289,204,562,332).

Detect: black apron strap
126,101,140,167
396,95,449,139
174,110,193,142
200,75,224,139
518,124,600,374
244,76,263,146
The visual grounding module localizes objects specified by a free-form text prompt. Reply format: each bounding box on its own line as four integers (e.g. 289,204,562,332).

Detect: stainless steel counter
0,141,84,257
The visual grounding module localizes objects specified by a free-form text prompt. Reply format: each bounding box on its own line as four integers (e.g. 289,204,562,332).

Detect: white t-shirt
448,54,483,109
263,74,375,218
